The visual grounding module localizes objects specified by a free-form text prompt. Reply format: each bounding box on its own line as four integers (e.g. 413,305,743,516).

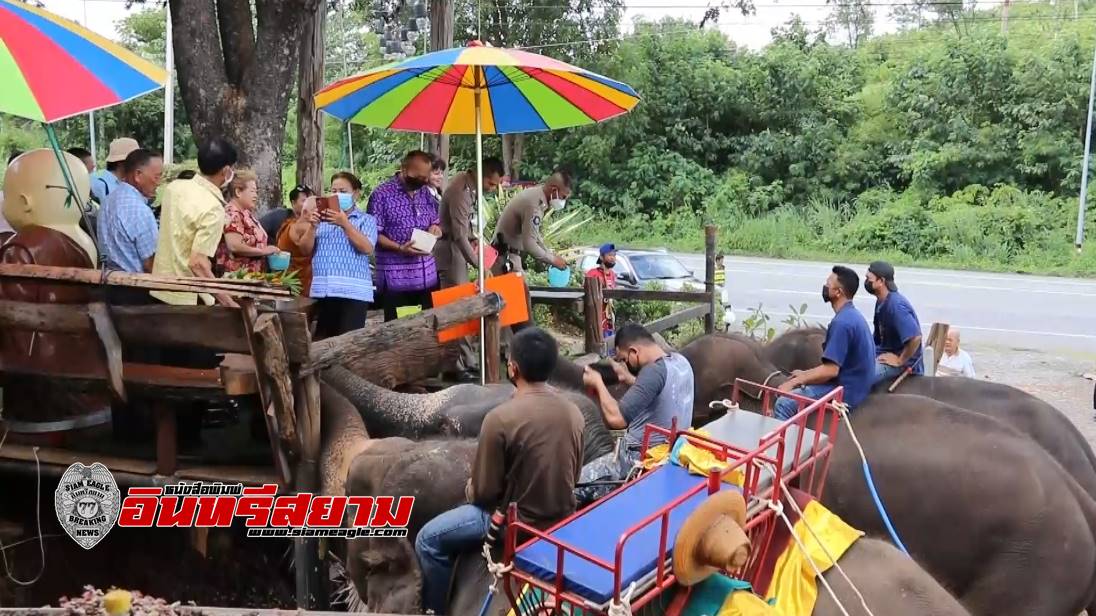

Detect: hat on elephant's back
673,489,750,586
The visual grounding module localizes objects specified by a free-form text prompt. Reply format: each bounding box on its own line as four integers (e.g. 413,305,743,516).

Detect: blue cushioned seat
513,464,739,606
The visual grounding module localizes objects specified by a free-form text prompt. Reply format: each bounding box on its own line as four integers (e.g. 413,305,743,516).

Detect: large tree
170,0,322,212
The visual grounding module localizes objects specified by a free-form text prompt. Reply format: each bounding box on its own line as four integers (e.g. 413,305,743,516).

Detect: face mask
404,174,426,190
864,280,875,294
822,284,832,304
625,351,641,376
337,192,355,212
506,362,517,387
220,167,235,189
550,197,566,211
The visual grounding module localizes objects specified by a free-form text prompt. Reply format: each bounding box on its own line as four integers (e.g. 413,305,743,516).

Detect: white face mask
550,197,566,211
220,167,235,189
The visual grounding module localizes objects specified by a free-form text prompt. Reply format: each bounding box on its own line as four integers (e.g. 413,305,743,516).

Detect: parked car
573,247,704,291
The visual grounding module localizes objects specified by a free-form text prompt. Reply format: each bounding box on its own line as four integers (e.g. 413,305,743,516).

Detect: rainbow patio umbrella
314,41,639,381
0,0,166,242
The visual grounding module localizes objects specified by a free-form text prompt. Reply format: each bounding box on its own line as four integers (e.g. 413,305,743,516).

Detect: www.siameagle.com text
246,527,409,538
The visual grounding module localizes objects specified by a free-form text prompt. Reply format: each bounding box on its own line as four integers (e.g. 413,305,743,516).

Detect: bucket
267,250,291,271
547,266,571,287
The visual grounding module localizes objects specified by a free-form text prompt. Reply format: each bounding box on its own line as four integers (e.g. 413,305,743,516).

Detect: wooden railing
530,225,719,355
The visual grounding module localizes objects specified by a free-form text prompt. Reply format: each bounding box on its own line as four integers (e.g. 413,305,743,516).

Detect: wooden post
239,299,295,487
153,400,177,476
583,276,604,356
704,225,717,334
484,314,501,383
294,372,324,609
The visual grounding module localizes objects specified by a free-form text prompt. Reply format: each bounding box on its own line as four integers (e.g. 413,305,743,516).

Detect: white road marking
721,257,1096,288
756,285,1096,298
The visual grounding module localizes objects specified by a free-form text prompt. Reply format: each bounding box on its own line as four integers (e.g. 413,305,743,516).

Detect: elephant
763,327,1096,502
678,333,1096,616
324,365,616,464
448,533,971,616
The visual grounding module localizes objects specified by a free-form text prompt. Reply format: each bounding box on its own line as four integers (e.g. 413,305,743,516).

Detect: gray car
575,248,704,291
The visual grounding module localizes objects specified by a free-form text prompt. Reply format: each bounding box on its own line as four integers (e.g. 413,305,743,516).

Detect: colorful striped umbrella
314,41,639,135
0,0,167,123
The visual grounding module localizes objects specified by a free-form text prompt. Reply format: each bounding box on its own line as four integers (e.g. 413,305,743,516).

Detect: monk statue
0,148,111,438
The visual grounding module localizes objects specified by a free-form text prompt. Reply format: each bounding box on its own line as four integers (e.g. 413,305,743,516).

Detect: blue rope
860,453,911,556
478,587,495,616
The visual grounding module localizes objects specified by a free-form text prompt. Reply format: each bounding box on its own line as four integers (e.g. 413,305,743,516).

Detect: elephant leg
813,539,968,616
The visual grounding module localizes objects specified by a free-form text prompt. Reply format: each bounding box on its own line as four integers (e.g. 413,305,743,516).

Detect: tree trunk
428,0,455,164
170,0,320,215
296,0,326,193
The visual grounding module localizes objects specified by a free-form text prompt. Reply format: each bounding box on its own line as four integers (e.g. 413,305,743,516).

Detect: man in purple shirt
368,150,443,321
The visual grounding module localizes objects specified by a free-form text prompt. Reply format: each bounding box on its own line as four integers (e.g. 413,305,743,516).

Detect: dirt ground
966,341,1096,448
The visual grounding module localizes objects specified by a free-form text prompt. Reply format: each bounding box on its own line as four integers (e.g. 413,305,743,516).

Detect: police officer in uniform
491,169,571,330
435,157,504,379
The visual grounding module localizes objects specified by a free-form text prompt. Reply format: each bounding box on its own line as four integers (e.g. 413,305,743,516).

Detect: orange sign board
431,273,530,343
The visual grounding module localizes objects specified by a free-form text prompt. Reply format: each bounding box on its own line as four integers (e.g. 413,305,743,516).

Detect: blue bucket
267,251,291,271
547,266,571,287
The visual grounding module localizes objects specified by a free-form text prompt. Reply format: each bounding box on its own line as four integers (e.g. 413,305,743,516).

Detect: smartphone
316,195,339,212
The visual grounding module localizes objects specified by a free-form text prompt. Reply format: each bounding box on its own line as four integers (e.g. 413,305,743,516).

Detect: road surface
670,253,1096,358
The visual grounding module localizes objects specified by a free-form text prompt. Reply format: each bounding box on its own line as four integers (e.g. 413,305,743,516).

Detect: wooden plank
528,286,711,304
529,289,584,306
154,400,178,476
304,293,504,376
0,300,311,363
583,276,603,356
484,314,501,383
704,225,717,334
648,304,711,335
0,444,279,486
253,313,299,456
220,354,260,396
239,299,296,485
88,302,126,401
0,263,291,299
0,361,224,390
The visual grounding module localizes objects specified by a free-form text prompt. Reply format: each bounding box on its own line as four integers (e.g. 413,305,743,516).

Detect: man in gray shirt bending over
577,323,695,503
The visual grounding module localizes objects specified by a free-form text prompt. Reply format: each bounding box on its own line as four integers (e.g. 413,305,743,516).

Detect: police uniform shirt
494,186,555,267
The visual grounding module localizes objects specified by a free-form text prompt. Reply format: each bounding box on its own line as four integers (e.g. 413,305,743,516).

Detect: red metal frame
498,379,845,616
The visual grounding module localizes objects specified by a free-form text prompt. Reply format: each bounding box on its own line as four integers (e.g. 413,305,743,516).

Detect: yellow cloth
396,305,423,318
151,175,227,305
762,500,864,616
721,590,782,616
641,429,745,487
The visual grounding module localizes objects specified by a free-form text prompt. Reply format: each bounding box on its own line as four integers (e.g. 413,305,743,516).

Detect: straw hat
673,490,750,586
105,137,140,163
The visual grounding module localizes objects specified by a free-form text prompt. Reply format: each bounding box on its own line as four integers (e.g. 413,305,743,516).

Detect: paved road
670,253,1096,358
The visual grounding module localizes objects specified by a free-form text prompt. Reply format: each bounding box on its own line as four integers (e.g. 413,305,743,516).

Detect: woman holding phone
306,171,378,339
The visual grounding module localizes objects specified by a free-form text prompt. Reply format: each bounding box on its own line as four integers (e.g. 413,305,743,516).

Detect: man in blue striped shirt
98,148,163,277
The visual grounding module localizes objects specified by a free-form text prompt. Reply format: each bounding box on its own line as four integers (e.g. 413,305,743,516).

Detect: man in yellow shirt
151,138,239,308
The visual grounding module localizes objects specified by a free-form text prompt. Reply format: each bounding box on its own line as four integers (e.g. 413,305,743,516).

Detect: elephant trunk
319,381,370,497
324,365,455,437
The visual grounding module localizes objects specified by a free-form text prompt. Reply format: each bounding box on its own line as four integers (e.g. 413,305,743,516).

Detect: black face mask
822,284,832,304
864,280,875,294
404,174,427,190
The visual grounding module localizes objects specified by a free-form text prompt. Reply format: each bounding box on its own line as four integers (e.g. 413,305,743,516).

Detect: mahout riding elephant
448,528,971,616
678,333,1096,616
764,327,1096,501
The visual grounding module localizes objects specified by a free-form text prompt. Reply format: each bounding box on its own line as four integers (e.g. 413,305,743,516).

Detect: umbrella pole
476,88,487,386
44,124,100,264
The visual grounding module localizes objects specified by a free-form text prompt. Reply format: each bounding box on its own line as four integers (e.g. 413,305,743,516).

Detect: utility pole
1001,0,1010,35
83,0,96,160
1076,41,1096,251
163,3,175,167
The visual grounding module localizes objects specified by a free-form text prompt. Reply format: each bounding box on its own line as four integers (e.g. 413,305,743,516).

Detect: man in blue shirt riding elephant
864,261,924,384
775,266,876,420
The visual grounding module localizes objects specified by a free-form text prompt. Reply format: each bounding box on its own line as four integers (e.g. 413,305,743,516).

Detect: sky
39,0,902,51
